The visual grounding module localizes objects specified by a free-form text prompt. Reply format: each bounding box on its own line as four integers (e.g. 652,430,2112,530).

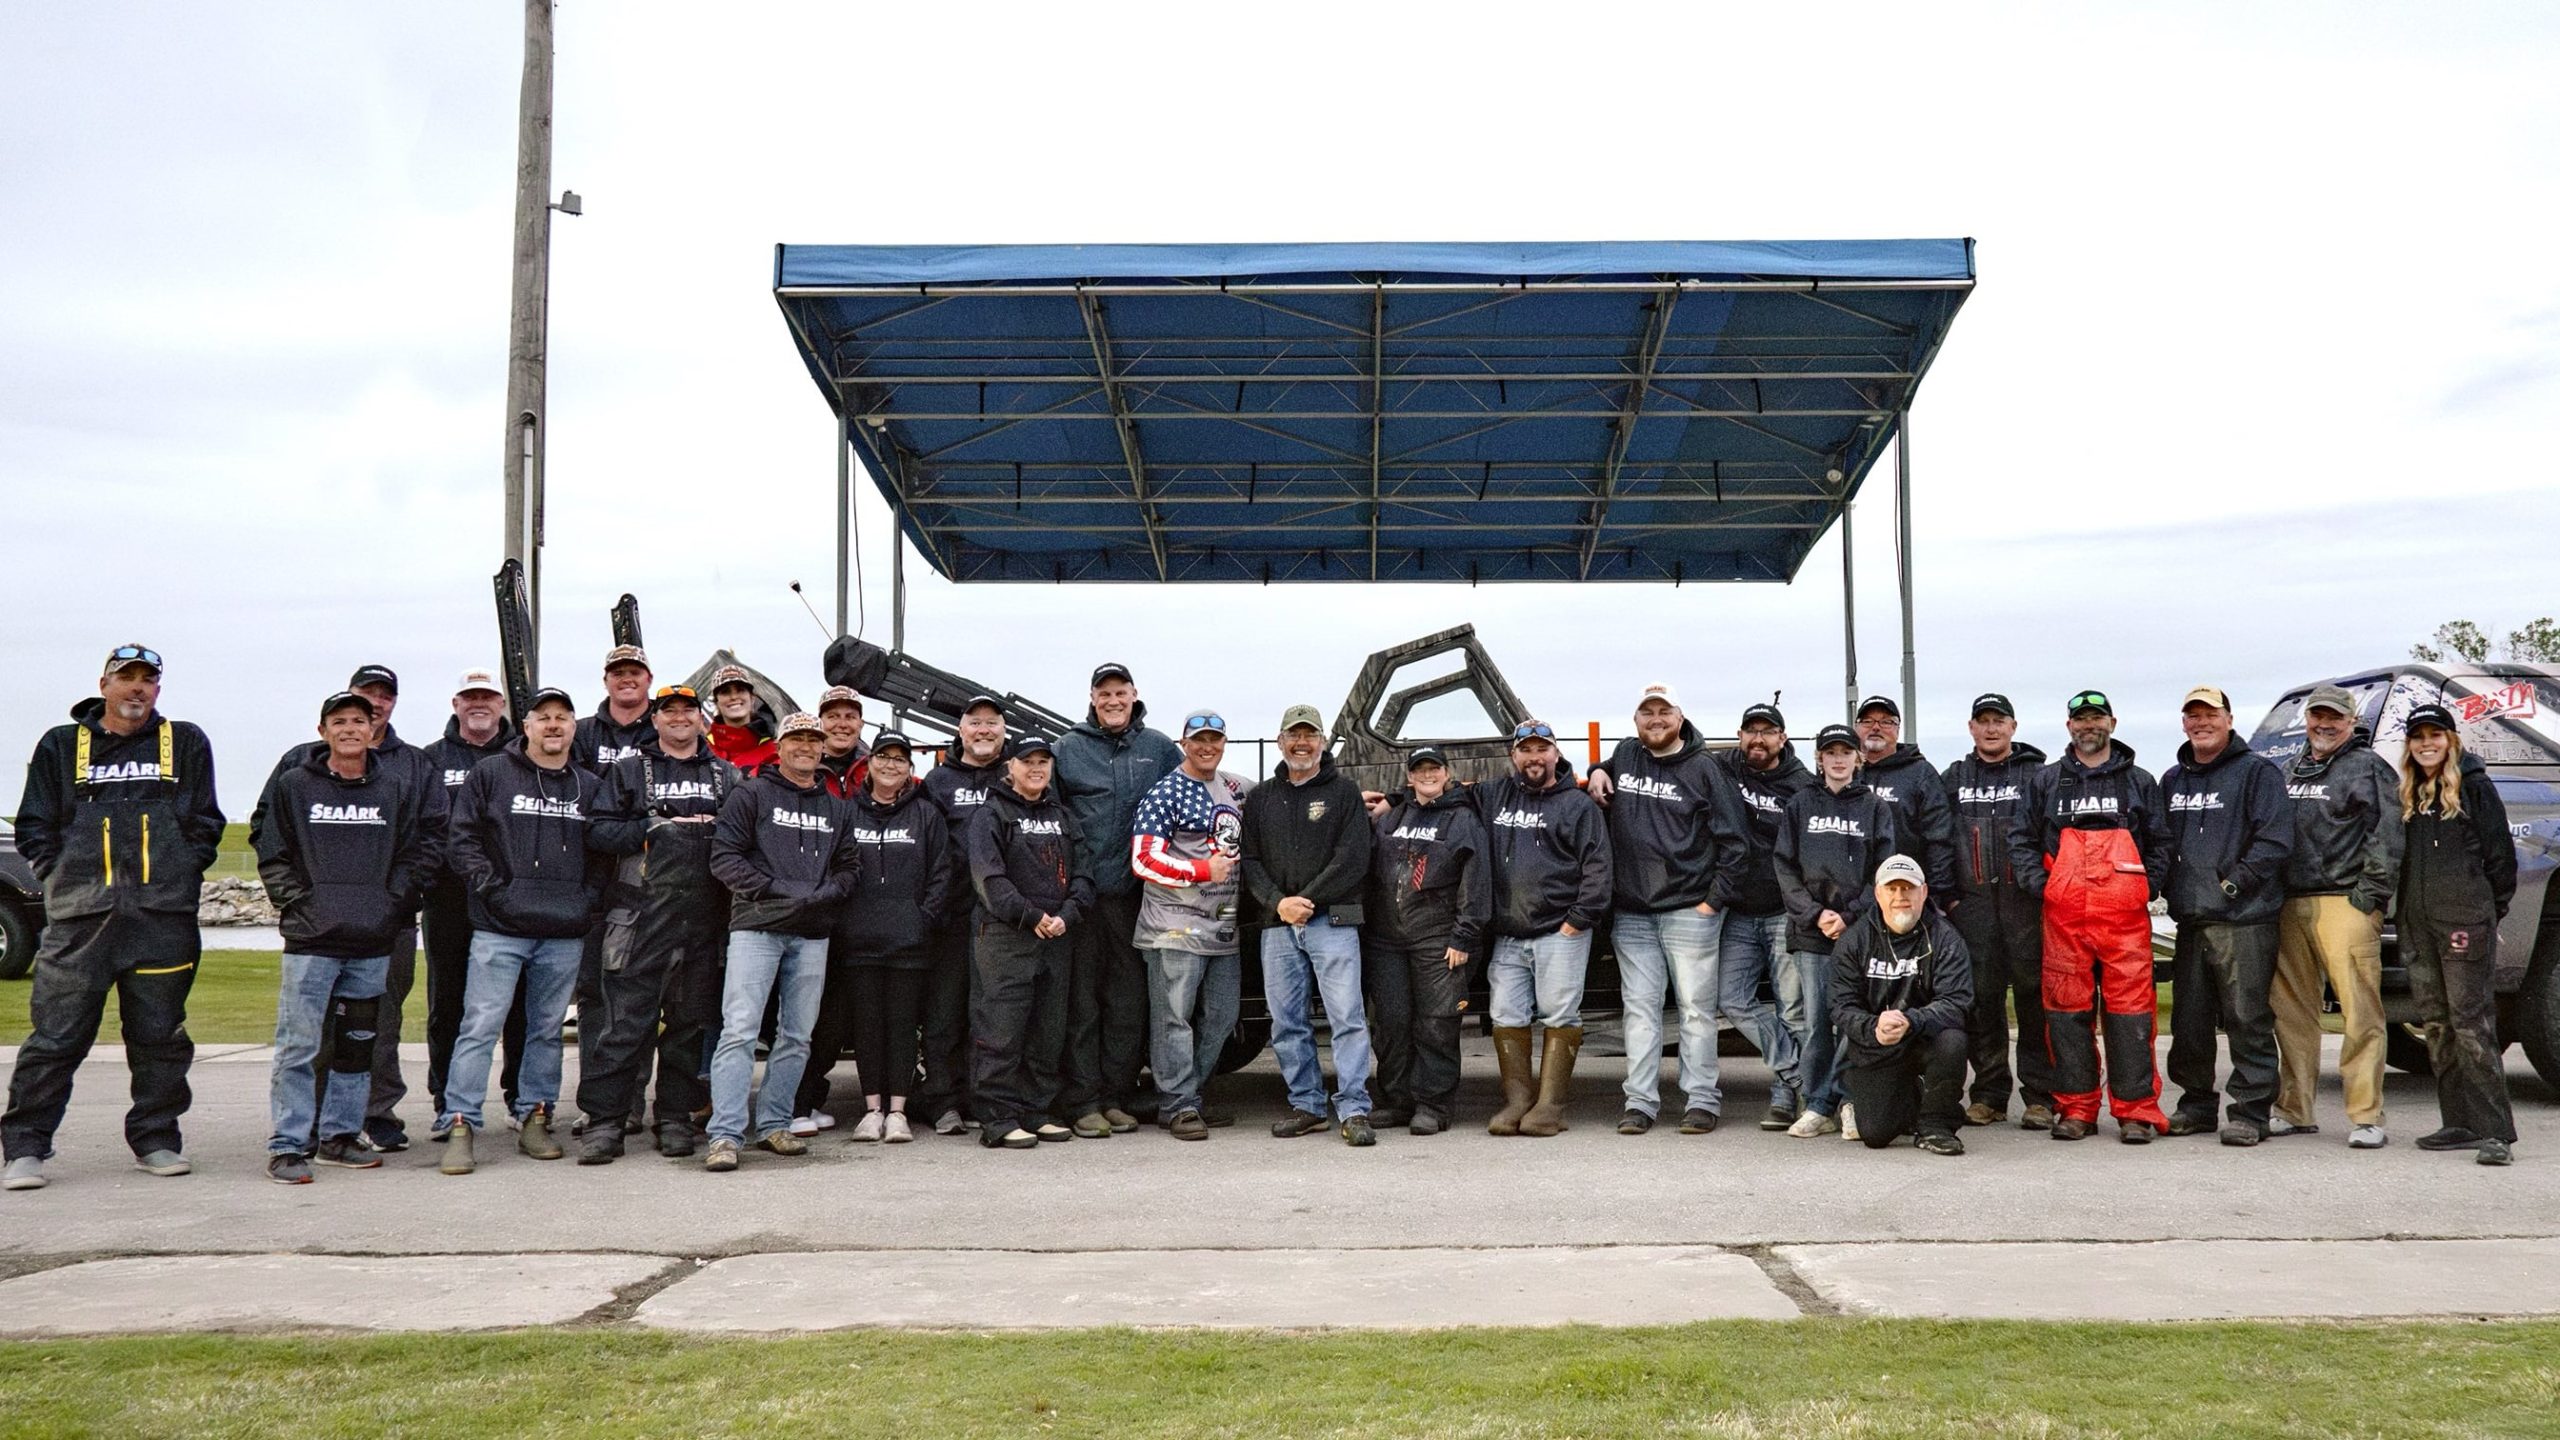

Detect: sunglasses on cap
107,644,163,669
652,685,700,704
1182,712,1227,733
2067,691,2112,713
1510,721,1557,742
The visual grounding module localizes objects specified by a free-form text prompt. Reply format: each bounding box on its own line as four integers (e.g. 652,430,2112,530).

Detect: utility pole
501,0,554,676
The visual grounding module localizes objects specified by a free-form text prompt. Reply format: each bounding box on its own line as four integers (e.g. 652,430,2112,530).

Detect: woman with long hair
2396,704,2520,1166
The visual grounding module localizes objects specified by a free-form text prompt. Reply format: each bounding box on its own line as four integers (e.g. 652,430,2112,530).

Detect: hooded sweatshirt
924,749,1007,913
1590,722,1752,913
1941,742,2047,894
1713,745,1816,917
425,714,515,880
1367,787,1491,953
2009,740,2171,902
14,698,225,922
1828,907,1974,1059
252,747,437,958
968,777,1093,932
574,703,657,773
834,779,952,965
448,737,606,939
2284,731,2403,913
2400,753,2517,927
711,766,859,938
2158,734,2294,924
1859,743,1958,897
1240,753,1374,923
251,722,445,884
1053,702,1181,898
1465,762,1613,938
1773,777,1899,954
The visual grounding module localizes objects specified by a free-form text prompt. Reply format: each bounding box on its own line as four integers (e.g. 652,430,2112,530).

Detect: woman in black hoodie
806,733,950,1145
2397,705,2519,1166
966,735,1093,1149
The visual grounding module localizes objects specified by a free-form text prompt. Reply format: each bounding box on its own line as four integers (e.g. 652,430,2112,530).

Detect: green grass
0,1320,2554,1438
206,822,257,880
0,950,280,1046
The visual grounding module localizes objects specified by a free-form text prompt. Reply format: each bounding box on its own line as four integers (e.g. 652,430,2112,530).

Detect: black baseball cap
1856,694,1901,721
1007,734,1056,761
871,730,915,759
2066,689,2114,718
962,693,1005,715
1971,692,2015,719
2404,702,2459,735
1090,662,1133,687
527,686,576,714
1814,723,1860,752
1739,703,1786,731
319,690,375,722
1406,746,1449,771
347,664,399,695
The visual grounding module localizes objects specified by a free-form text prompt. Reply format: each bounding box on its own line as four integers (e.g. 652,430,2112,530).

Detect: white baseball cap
454,667,504,698
1634,682,1681,711
1875,854,1928,888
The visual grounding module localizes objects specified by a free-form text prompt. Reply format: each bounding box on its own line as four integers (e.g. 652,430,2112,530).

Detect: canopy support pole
1841,501,1859,720
892,522,906,654
1895,411,1916,733
834,406,851,637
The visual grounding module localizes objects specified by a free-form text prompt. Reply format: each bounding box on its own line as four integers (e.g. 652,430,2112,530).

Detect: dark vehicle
0,820,42,980
2247,664,2560,1088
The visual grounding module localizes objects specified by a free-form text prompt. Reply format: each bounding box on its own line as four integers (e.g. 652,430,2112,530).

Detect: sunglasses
108,644,163,670
653,685,700,703
1183,713,1227,735
1510,722,1556,742
2067,691,2111,713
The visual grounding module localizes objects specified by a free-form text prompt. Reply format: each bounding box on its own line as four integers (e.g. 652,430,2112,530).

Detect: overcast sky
6,2,2557,815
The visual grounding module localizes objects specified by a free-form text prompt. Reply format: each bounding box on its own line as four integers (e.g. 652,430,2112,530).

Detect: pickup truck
0,820,40,980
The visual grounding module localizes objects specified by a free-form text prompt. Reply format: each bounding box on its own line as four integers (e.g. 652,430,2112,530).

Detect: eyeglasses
2067,691,2111,714
108,645,163,669
1510,722,1556,742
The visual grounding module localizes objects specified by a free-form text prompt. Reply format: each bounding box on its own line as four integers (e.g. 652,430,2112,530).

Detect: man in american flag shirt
1128,710,1255,1140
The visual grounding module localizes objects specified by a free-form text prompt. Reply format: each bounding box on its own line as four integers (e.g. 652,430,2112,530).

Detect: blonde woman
2397,704,2519,1166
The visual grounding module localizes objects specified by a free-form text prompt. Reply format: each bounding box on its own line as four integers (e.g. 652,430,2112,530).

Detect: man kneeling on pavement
1829,854,1973,1155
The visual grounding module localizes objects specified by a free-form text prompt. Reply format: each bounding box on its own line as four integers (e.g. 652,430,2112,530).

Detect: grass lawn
0,951,281,1047
206,822,258,880
0,1319,2554,1438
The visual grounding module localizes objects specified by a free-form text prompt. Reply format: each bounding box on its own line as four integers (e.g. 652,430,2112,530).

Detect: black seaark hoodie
834,779,952,966
712,767,859,938
449,738,606,939
1464,762,1613,938
252,747,439,958
2158,734,2294,925
1828,907,1974,1061
1590,721,1752,914
1713,745,1816,917
1859,743,1957,897
968,777,1093,933
1774,778,1899,954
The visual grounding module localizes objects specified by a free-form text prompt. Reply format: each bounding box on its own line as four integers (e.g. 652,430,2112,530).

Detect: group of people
0,642,2525,1191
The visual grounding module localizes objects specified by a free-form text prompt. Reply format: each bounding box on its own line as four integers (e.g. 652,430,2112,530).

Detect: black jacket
2400,754,2516,927
1714,745,1816,917
2010,741,2171,902
573,703,657,774
1464,764,1613,938
1052,702,1181,898
1240,754,1375,923
923,751,1005,910
251,724,446,888
1590,724,1751,913
14,700,225,922
711,768,860,938
835,780,952,965
1774,779,1899,954
1368,789,1491,953
252,748,437,958
1829,908,1974,1058
1860,744,1957,897
2284,733,2403,913
448,739,606,939
1941,743,2046,895
589,744,739,934
424,715,515,882
968,778,1093,933
2159,735,2294,924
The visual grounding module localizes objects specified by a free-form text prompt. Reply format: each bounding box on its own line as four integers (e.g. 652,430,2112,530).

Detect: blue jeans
1613,906,1727,1117
1146,947,1239,1118
268,952,389,1154
1260,916,1372,1119
710,930,829,1144
1489,928,1591,1030
444,932,580,1128
1718,911,1800,1107
1776,947,1844,1116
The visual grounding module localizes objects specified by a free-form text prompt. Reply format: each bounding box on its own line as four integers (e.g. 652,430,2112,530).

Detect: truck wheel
1213,1017,1271,1075
2518,955,2560,1092
2384,1023,2435,1077
0,903,34,981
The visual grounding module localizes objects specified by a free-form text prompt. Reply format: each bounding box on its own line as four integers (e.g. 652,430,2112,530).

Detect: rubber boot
1518,1026,1583,1137
1487,1026,1536,1135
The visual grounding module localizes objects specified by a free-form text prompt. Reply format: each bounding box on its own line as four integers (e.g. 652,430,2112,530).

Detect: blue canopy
773,240,1973,584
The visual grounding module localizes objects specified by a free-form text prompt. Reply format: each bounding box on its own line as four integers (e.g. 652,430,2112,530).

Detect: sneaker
2,1157,44,1191
811,1109,838,1132
2050,1116,2094,1141
2020,1105,2055,1132
1409,1109,1447,1137
2165,1111,2216,1137
1270,1109,1330,1138
1071,1112,1114,1139
1367,1107,1413,1130
850,1110,886,1144
1102,1107,1140,1134
518,1111,563,1161
1839,1105,1860,1143
1170,1110,1209,1141
2120,1121,2157,1145
2478,1138,2514,1166
1917,1131,1965,1156
1034,1122,1074,1143
2268,1116,2320,1138
1340,1114,1376,1147
1963,1103,2002,1128
2220,1123,2266,1147
1679,1109,1719,1135
703,1138,740,1172
268,1153,313,1185
657,1123,696,1158
2348,1124,2388,1150
2416,1127,2483,1152
1003,1127,1040,1150
429,1115,455,1142
440,1125,477,1175
363,1118,410,1153
1759,1103,1796,1133
314,1136,381,1170
133,1150,192,1177
932,1109,968,1137
577,1126,624,1166
1785,1110,1838,1138
882,1112,913,1144
1616,1109,1654,1135
755,1129,807,1156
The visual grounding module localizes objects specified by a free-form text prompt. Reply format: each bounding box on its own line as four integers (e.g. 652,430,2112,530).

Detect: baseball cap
776,711,826,740
870,729,915,759
1814,723,1859,752
816,685,864,714
1875,854,1928,888
1090,662,1134,687
454,667,503,698
2403,702,2458,735
1008,734,1056,761
2066,689,2114,718
1279,704,1325,733
1970,692,2015,719
1739,702,1786,731
962,692,1005,715
2302,685,2356,717
1510,719,1558,746
1856,694,1901,721
708,664,752,692
101,643,163,678
347,664,399,695
1180,709,1228,740
602,645,649,671
649,684,701,711
319,690,374,722
1405,746,1449,771
526,686,576,713
2182,684,2232,712
1634,682,1681,711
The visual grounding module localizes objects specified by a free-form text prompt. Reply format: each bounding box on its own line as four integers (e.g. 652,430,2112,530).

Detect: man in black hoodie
1854,695,1957,899
437,687,604,1175
1585,683,1750,1136
1939,693,2053,1130
1473,719,1612,1140
1773,725,1898,1139
967,734,1093,1150
1713,703,1814,1130
1242,706,1379,1146
1363,746,1489,1136
4,644,223,1192
252,691,437,1183
2272,685,2401,1148
573,645,657,773
420,668,524,1136
916,695,1008,1134
2159,684,2295,1146
1829,855,1972,1154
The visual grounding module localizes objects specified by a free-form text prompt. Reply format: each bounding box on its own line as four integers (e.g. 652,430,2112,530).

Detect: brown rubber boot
1487,1026,1536,1135
1518,1026,1583,1137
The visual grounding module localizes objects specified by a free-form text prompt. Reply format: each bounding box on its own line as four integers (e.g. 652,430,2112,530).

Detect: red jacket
707,722,776,776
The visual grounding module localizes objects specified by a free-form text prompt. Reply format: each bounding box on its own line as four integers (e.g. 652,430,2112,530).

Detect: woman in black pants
2396,704,2519,1166
825,733,950,1144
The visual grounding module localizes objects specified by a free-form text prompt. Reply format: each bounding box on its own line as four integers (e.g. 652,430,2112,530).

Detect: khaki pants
2270,894,2385,1127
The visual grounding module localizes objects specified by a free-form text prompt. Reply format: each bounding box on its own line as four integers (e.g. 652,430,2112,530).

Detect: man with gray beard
1827,855,1973,1154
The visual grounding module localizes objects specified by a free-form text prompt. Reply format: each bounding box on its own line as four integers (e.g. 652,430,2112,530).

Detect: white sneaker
812,1109,838,1132
789,1114,820,1138
2,1157,43,1191
1839,1104,1860,1142
1786,1110,1838,1138
882,1112,913,1144
2349,1124,2388,1149
850,1110,886,1143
